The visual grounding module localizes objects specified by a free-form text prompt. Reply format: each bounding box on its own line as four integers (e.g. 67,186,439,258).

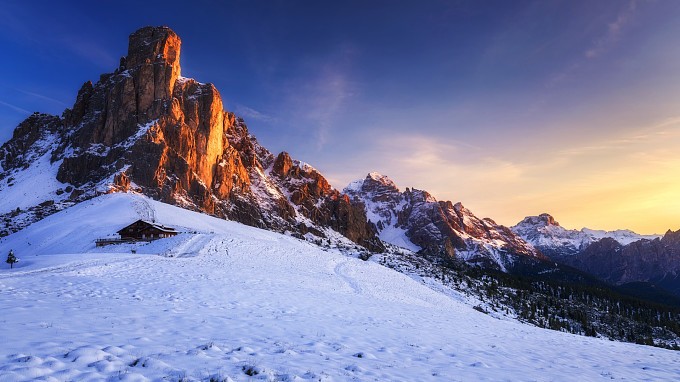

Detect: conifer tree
6,250,17,269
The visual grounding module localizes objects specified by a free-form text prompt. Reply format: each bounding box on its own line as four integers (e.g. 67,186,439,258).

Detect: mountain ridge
344,172,545,271
512,212,660,259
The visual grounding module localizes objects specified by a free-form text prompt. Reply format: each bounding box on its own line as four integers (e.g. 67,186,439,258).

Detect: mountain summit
344,173,544,270
0,26,382,251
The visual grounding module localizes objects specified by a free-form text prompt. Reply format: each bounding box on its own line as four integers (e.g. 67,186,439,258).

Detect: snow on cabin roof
118,219,178,233
140,220,177,233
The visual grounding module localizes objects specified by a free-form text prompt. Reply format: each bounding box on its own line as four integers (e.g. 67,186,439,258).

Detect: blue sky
2,0,680,232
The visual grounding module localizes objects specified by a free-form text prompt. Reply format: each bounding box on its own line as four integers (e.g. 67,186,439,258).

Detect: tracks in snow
164,234,219,258
334,260,363,295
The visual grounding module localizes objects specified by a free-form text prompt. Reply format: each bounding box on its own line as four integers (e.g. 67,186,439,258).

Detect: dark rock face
566,231,680,289
0,113,64,173
512,213,680,294
0,26,380,250
344,173,544,270
271,153,383,251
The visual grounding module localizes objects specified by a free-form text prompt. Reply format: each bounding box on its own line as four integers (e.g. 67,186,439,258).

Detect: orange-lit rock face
163,79,227,192
48,26,381,251
126,26,181,105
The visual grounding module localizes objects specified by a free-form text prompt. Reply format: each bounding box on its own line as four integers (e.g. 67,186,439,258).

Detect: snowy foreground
1,194,679,381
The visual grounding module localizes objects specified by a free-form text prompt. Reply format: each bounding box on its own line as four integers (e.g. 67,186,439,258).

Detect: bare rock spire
127,26,182,112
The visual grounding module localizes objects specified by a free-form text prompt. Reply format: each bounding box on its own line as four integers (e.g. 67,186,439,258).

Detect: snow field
0,193,679,381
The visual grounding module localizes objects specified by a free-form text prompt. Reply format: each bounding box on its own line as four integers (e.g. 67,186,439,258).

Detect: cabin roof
117,219,178,234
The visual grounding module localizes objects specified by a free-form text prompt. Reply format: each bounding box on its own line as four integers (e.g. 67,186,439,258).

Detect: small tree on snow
6,250,18,269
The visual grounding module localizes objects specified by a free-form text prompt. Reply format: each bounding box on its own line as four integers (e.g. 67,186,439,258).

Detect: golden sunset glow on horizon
328,114,680,235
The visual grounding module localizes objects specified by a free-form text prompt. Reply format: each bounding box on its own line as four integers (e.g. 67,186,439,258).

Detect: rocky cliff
564,230,680,292
0,26,382,251
344,172,544,270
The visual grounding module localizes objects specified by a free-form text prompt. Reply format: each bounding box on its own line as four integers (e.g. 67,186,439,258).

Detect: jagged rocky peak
663,229,680,246
344,172,401,206
126,26,181,72
272,151,294,177
0,26,383,252
344,173,544,270
365,172,399,191
345,172,398,192
518,213,560,227
126,26,182,106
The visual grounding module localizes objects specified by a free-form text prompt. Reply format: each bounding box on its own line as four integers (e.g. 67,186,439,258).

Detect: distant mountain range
511,213,659,258
511,213,680,295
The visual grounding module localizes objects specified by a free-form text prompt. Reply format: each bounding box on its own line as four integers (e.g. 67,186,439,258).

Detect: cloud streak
234,104,277,124
0,100,30,115
16,89,69,107
281,44,357,151
584,0,638,59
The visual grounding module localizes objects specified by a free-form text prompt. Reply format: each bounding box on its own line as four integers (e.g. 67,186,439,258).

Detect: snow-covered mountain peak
517,213,561,228
366,171,399,188
343,172,400,197
345,175,544,269
512,213,661,259
581,228,660,245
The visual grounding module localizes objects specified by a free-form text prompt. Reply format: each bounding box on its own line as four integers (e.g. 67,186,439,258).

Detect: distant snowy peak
345,173,544,271
511,213,661,259
517,213,561,227
581,228,660,245
366,171,399,189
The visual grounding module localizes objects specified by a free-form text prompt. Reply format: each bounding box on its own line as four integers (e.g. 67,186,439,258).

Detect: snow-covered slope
4,193,675,381
344,173,543,271
512,213,660,259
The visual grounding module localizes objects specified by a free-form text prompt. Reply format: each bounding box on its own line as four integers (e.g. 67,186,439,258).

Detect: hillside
1,193,680,381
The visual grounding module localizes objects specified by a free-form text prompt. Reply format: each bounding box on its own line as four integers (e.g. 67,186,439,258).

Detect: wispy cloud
0,100,30,115
283,44,357,151
56,35,117,69
546,1,639,88
234,104,277,124
584,0,638,59
16,89,69,107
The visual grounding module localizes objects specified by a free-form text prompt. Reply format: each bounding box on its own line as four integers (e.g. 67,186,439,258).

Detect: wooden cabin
117,220,178,240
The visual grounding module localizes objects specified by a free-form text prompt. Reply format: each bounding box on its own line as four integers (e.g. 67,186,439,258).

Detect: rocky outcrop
344,173,544,270
0,26,380,250
271,153,383,251
0,113,64,173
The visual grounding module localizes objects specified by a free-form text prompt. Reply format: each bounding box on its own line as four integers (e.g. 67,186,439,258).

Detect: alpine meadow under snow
1,193,680,381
